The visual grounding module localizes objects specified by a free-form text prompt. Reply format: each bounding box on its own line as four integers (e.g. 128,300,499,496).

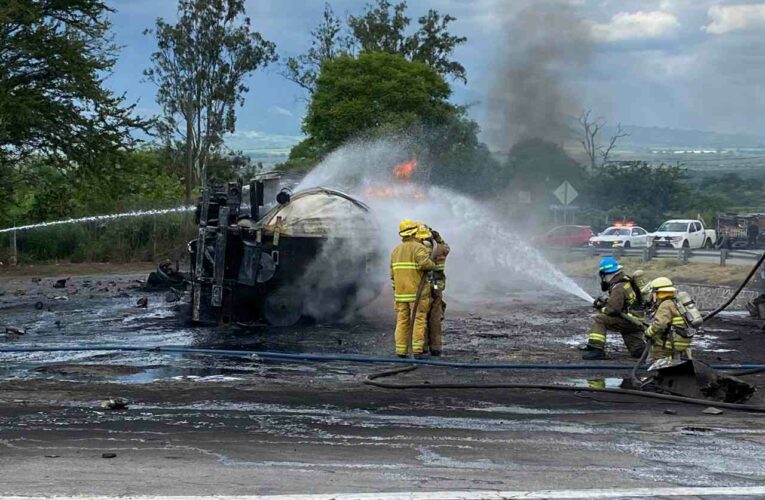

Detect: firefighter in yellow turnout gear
583,257,646,360
390,220,436,357
645,277,692,360
417,225,450,356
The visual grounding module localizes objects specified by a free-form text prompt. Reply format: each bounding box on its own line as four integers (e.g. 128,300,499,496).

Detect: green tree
284,0,467,95
144,0,277,202
303,52,453,152
584,163,689,230
348,1,467,83
0,0,147,219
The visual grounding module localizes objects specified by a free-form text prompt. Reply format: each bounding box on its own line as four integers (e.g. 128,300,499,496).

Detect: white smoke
296,137,593,304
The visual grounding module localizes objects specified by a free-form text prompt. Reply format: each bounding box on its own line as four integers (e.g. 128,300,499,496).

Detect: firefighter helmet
650,276,677,294
598,257,622,274
399,219,418,237
416,224,432,240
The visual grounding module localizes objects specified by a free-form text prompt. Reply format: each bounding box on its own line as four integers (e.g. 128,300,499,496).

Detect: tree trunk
185,100,194,204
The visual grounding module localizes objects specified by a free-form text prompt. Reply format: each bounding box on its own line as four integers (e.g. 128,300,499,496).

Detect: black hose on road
363,367,765,413
704,250,765,321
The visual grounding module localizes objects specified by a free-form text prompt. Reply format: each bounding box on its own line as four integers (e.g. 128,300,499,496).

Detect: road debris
136,297,148,308
702,406,724,415
100,398,129,410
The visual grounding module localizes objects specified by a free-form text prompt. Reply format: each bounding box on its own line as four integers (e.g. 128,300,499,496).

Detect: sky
107,0,765,154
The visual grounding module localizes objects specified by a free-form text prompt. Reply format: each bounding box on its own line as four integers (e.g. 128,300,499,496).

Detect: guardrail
566,246,764,266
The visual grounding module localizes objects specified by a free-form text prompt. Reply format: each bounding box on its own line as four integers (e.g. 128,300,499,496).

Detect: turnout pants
587,313,646,356
394,297,431,356
426,291,446,352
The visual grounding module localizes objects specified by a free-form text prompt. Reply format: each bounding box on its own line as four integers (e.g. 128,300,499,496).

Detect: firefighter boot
582,348,606,360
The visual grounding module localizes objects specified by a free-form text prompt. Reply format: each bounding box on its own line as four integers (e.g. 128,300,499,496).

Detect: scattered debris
53,278,68,288
145,260,186,290
34,301,44,310
0,289,5,296
5,326,26,336
164,289,181,303
136,297,148,308
54,320,62,328
52,296,69,301
101,398,129,410
44,455,60,458
663,409,677,415
13,289,26,296
101,453,117,459
702,407,724,415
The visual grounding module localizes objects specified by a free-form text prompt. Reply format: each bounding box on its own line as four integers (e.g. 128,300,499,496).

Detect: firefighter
645,277,692,360
582,257,646,360
391,219,436,358
416,224,450,356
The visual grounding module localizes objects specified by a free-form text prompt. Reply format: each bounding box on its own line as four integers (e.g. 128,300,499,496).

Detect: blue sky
107,0,765,153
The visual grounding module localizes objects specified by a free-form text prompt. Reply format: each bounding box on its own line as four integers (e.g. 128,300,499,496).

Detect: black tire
704,238,713,249
682,240,690,248
623,241,631,249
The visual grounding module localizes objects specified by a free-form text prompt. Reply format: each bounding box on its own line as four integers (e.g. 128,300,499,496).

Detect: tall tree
0,0,147,218
348,0,467,83
144,0,277,202
283,3,352,94
303,52,453,152
284,0,467,96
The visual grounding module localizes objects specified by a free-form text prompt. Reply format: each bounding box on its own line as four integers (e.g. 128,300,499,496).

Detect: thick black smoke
487,2,592,150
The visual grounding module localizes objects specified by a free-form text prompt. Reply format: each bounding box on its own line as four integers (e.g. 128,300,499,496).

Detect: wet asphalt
1,271,765,495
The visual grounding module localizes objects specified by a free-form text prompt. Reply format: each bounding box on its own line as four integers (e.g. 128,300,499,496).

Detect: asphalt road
1,272,765,497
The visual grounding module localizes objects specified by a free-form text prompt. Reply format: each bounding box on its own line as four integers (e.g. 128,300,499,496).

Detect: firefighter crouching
417,225,450,357
644,277,693,360
391,219,436,358
582,257,646,360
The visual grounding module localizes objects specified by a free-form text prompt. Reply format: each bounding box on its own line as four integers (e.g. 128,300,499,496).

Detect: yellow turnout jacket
390,237,435,302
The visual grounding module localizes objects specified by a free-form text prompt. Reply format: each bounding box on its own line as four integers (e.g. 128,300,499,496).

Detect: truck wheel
624,241,631,248
704,238,713,249
682,240,690,248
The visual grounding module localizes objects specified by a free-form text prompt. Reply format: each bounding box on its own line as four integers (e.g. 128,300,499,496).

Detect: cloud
703,4,765,35
268,105,294,117
590,10,680,42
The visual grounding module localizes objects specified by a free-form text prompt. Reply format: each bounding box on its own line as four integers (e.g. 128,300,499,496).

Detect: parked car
651,219,716,249
589,225,651,248
533,225,594,247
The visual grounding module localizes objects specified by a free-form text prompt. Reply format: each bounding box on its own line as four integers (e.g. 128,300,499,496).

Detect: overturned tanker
189,176,382,326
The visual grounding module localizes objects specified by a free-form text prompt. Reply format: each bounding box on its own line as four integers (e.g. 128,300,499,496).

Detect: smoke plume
487,1,592,150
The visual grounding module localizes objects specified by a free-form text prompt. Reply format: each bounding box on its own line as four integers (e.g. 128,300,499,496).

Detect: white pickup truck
651,219,716,249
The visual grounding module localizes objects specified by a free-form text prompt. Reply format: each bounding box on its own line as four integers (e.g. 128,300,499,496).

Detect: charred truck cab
189,175,382,327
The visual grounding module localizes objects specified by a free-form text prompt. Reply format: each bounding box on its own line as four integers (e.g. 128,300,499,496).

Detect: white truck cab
651,219,716,249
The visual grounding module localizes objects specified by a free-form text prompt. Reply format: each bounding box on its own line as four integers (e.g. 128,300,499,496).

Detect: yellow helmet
399,219,418,237
650,277,677,294
416,224,432,240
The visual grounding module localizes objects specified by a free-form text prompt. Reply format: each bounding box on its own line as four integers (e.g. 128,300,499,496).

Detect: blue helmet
598,257,622,274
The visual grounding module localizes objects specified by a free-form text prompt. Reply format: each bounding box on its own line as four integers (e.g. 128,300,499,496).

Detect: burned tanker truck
189,174,382,327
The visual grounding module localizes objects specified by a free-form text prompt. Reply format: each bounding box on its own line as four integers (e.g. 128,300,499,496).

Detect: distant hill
602,124,765,151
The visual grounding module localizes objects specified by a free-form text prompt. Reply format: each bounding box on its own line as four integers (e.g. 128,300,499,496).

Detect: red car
533,225,594,247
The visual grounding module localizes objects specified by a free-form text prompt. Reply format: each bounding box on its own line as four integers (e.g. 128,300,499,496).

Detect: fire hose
704,249,765,321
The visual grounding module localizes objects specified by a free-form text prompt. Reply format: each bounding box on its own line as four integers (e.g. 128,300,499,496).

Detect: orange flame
393,160,417,179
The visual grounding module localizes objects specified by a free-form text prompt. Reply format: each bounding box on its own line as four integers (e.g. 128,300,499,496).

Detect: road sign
553,181,578,206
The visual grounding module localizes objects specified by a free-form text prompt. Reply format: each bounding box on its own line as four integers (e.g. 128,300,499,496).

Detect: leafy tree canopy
303,52,453,151
284,1,466,94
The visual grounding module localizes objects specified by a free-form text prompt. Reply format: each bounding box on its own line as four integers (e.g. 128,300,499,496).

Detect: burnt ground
1,271,765,496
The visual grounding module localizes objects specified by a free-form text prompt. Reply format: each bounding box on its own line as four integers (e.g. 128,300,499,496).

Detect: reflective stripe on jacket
390,237,436,302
